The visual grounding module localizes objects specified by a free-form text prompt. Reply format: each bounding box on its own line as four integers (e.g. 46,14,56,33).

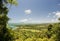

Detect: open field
9,23,60,41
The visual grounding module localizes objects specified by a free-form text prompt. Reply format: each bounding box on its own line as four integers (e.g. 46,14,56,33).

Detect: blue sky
8,0,60,23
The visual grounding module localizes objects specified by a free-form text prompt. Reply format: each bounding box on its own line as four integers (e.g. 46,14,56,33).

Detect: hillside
11,23,60,41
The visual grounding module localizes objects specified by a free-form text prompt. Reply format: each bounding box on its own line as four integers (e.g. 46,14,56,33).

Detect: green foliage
12,23,60,41
0,26,15,41
25,38,36,41
46,24,53,38
0,0,18,41
7,0,18,6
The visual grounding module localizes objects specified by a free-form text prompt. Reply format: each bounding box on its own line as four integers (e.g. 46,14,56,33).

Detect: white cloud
52,12,56,14
24,9,32,14
20,19,28,22
55,11,60,17
47,11,60,22
51,11,60,21
50,11,60,18
20,18,32,23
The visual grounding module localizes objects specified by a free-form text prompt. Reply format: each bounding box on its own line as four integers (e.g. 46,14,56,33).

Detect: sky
8,0,60,23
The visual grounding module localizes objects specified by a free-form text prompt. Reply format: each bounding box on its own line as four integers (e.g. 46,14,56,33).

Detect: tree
58,18,60,24
47,24,53,38
55,18,60,41
0,0,17,41
58,18,60,21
